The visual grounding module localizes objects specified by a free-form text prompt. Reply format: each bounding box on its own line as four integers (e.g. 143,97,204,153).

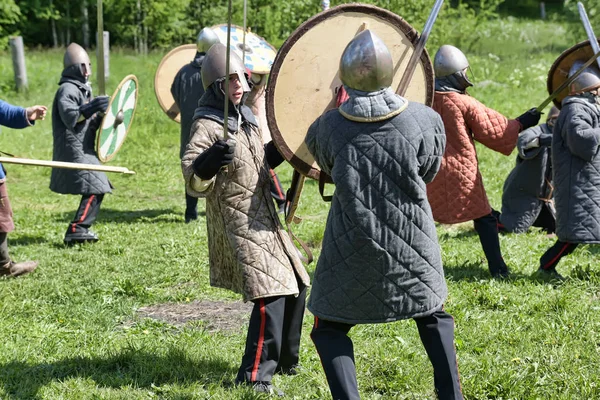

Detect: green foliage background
0,0,587,51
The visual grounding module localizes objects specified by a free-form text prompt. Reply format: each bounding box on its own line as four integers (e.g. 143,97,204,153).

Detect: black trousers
540,240,578,271
236,282,307,383
184,193,198,222
474,212,508,275
0,232,10,266
532,204,556,234
67,194,104,235
310,310,463,400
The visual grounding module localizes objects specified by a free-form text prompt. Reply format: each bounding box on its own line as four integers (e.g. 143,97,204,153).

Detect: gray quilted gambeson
50,76,111,195
500,123,553,233
553,95,600,244
171,55,205,158
306,88,448,324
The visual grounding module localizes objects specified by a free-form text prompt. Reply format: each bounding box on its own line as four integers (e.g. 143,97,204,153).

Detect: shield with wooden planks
97,75,138,162
547,39,599,109
210,24,277,74
154,44,197,122
266,3,435,181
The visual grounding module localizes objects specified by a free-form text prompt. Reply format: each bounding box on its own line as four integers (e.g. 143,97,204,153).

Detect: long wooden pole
97,0,105,94
0,157,135,175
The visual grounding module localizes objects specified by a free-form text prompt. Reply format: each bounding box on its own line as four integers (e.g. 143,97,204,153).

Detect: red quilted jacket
427,91,522,224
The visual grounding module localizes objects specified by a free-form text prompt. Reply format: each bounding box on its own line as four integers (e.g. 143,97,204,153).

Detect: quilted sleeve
56,84,83,129
305,116,334,176
418,110,446,183
0,100,30,129
181,120,218,197
465,97,521,155
563,110,600,162
170,69,182,108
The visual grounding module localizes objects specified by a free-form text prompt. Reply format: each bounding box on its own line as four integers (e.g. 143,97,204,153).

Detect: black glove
192,140,236,180
79,95,109,119
88,113,102,133
265,141,284,169
516,108,542,130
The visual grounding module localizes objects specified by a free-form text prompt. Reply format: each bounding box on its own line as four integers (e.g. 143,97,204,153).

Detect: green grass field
0,17,599,399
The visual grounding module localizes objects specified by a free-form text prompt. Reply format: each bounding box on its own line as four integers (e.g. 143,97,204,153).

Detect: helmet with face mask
201,43,251,92
196,27,219,54
546,106,559,127
339,30,393,92
63,43,91,82
568,60,600,95
433,44,473,91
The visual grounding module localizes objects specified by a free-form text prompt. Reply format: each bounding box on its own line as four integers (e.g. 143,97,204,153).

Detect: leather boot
0,260,38,277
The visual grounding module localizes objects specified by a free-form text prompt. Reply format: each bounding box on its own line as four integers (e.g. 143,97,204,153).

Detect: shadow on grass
7,234,51,246
443,262,531,282
0,348,235,399
53,208,202,225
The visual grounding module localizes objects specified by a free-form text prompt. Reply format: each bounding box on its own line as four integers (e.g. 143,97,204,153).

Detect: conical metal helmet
201,43,251,92
547,105,559,122
196,27,219,53
339,30,393,92
568,60,600,95
64,43,91,75
434,45,469,78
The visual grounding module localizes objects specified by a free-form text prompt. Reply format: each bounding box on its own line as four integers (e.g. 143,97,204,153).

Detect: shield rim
547,38,597,109
97,74,139,163
210,23,277,74
154,44,197,123
266,3,434,181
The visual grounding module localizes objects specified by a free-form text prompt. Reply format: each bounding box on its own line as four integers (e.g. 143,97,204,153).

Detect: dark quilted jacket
553,95,600,243
427,91,521,223
305,100,448,324
500,123,553,233
50,76,111,195
171,55,205,158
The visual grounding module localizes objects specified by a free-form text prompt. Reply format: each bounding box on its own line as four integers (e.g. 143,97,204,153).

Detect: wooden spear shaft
97,0,105,95
0,157,135,175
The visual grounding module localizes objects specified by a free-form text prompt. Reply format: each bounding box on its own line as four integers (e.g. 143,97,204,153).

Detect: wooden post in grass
540,2,546,20
9,36,28,92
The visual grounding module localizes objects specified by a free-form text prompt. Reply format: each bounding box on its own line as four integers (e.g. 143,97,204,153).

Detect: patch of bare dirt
137,300,252,332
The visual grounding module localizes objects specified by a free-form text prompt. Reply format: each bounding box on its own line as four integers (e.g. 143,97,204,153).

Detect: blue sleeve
0,100,30,129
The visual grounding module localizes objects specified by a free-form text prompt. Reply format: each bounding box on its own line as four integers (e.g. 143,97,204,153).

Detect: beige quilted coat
181,118,310,301
427,91,522,224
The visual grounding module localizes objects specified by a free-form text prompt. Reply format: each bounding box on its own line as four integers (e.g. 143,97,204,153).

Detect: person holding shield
427,44,541,278
171,28,219,223
181,43,310,396
538,62,600,278
305,30,463,400
50,43,111,245
0,100,46,277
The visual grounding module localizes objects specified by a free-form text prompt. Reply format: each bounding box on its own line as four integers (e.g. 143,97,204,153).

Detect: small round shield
266,4,434,181
547,39,598,109
154,44,197,122
97,75,138,163
210,24,277,74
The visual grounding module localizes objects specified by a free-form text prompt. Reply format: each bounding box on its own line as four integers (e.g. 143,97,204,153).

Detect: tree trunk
50,0,58,48
136,0,142,54
81,0,90,48
66,1,71,44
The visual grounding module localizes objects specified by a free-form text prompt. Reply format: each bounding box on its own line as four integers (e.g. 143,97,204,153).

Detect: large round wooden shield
211,24,277,74
97,75,138,163
266,4,434,181
154,44,197,122
547,39,598,109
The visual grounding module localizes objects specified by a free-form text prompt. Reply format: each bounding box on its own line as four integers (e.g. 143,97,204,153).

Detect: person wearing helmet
537,61,600,279
427,44,542,278
171,28,219,223
499,107,559,234
181,43,310,396
0,100,47,277
305,31,463,400
50,43,110,245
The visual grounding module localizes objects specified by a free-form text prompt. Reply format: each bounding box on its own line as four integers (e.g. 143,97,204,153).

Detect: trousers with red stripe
310,310,463,400
539,239,578,271
236,281,307,383
68,194,104,234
